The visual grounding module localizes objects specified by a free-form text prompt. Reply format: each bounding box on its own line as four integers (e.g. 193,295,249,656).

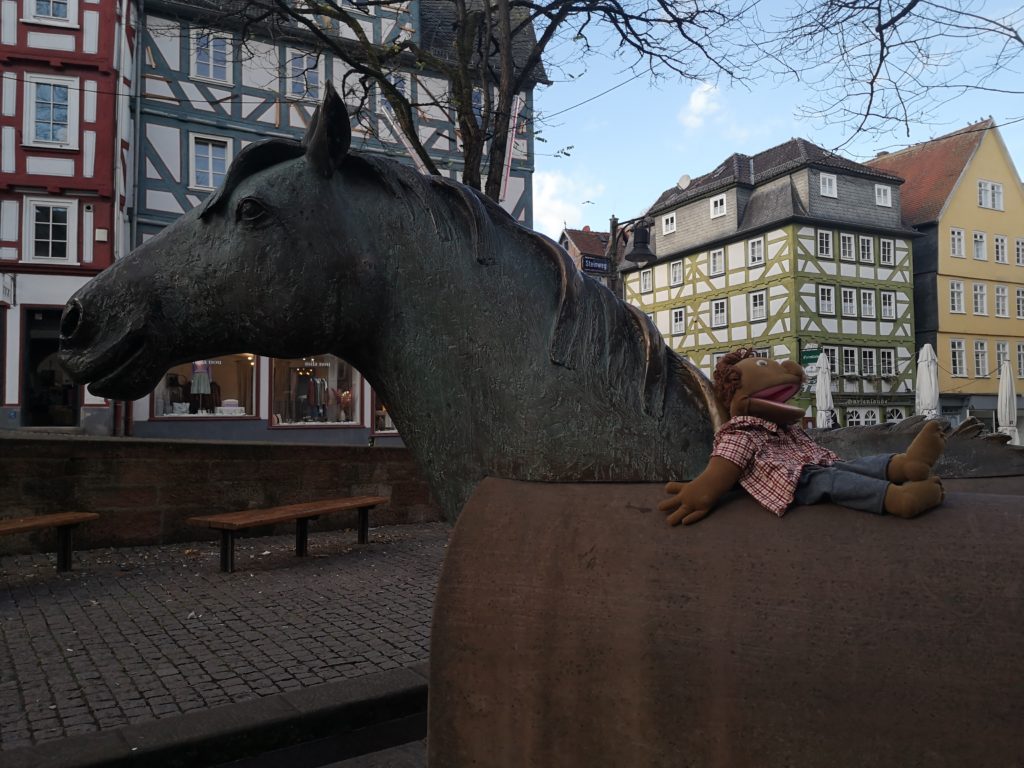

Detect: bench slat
187,496,389,531
0,512,100,536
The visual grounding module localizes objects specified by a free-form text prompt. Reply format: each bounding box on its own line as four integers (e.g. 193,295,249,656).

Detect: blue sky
530,50,1024,240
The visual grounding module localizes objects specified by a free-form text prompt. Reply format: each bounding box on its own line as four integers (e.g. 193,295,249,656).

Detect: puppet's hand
658,482,714,526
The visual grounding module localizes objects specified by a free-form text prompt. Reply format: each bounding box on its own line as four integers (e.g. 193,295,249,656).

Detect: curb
3,664,429,768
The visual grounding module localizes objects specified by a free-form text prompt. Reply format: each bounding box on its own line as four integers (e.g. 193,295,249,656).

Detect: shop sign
800,345,821,366
0,273,13,306
582,256,610,274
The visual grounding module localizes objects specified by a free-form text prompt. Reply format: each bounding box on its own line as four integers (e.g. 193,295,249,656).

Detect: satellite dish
676,174,691,190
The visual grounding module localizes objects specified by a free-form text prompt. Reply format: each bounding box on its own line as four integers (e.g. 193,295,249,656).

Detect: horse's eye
237,198,267,224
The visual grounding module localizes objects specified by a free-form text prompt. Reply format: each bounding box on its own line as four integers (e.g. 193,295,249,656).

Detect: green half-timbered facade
624,139,919,426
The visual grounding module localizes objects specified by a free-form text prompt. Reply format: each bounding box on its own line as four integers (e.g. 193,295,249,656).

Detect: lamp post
605,214,656,300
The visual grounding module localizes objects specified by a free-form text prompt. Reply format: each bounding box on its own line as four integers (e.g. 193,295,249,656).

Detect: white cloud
678,83,720,129
531,171,604,239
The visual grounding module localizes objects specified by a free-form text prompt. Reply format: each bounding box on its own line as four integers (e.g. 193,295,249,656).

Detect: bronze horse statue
58,83,720,520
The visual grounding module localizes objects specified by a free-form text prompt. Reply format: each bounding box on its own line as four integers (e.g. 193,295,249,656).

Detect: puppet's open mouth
752,382,800,403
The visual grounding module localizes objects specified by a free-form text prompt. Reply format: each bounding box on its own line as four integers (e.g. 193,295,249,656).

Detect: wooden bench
187,496,389,572
0,512,100,572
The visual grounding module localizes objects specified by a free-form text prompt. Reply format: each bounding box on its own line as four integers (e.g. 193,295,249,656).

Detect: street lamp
605,214,656,298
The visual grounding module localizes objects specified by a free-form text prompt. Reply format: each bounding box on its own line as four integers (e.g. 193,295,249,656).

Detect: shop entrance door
22,308,79,427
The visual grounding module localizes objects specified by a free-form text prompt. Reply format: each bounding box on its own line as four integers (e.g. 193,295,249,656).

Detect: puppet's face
729,357,806,424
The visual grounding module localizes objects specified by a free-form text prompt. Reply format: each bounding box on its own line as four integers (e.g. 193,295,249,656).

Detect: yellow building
868,120,1024,428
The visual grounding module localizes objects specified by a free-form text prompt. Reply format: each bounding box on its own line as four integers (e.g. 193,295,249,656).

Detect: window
861,349,876,376
978,180,1004,210
640,269,653,293
193,32,231,83
270,354,359,426
840,233,855,261
859,236,874,264
973,232,986,260
748,238,764,267
1017,287,1024,319
710,195,726,219
662,213,676,235
995,285,1009,317
1017,238,1024,266
817,230,833,259
880,290,896,319
1018,343,1024,378
158,355,256,418
709,248,725,276
950,228,965,258
711,298,728,328
821,346,839,375
669,260,683,286
974,340,989,377
997,341,1009,369
875,184,892,207
879,349,895,377
842,348,858,375
879,239,894,266
841,287,857,317
190,135,230,190
818,285,835,315
671,307,686,335
26,0,77,25
995,235,1008,263
287,51,320,100
22,197,78,263
846,407,879,426
753,349,770,358
949,280,964,313
860,289,875,318
749,290,766,322
950,340,966,377
886,407,906,423
820,173,837,198
22,74,79,149
382,73,406,115
973,283,987,315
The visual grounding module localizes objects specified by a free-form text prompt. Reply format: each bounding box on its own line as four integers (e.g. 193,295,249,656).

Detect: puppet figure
660,347,945,526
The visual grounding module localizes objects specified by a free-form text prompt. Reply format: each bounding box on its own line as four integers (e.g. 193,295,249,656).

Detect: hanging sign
0,273,13,306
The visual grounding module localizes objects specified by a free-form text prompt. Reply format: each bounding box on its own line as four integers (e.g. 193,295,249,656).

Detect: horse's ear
304,81,352,178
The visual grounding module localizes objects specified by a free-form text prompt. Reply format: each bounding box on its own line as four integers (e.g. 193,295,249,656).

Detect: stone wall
0,434,441,554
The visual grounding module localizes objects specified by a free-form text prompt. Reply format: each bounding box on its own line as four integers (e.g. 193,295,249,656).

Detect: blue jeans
793,455,893,515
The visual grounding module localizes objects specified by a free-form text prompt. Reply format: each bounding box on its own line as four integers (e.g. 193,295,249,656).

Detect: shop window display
272,355,359,425
373,391,398,434
153,354,256,416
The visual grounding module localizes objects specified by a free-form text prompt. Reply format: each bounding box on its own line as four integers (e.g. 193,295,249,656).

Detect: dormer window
820,173,837,198
874,184,892,207
710,194,726,219
662,213,676,235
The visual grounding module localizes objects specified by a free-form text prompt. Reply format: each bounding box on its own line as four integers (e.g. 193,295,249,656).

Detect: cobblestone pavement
0,523,449,751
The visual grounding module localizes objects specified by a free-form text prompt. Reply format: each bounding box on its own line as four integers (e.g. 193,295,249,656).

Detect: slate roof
649,137,903,215
562,228,611,257
864,119,992,226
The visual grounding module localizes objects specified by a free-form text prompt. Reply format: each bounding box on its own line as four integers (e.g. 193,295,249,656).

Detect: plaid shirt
712,415,840,516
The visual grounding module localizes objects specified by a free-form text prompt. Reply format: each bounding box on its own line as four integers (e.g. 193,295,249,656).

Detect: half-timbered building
624,139,919,426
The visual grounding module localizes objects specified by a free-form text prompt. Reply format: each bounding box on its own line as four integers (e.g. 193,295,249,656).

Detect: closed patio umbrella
815,352,835,428
997,359,1019,446
915,344,940,419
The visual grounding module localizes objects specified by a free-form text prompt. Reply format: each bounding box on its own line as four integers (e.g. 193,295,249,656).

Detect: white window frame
820,173,837,198
749,290,766,322
640,268,653,293
874,184,892,207
818,284,835,316
22,0,79,27
950,228,965,258
817,230,833,259
286,49,322,101
662,213,676,235
973,231,986,260
997,341,1009,369
189,133,231,191
1018,343,1024,378
994,235,1008,264
842,347,858,376
860,288,876,318
821,346,839,375
841,287,857,317
1017,287,1024,320
949,280,964,314
710,298,728,328
978,179,1004,210
21,196,78,264
974,340,990,378
879,238,894,266
191,30,233,85
22,73,80,150
671,307,686,335
879,348,895,377
972,282,988,316
995,285,1009,317
1017,238,1024,266
861,348,877,376
709,248,725,277
840,233,855,262
858,235,874,264
709,194,726,219
880,290,896,319
669,260,683,286
950,340,966,377
747,237,764,268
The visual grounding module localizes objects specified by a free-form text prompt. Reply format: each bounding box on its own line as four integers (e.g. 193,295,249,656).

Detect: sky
529,37,1024,240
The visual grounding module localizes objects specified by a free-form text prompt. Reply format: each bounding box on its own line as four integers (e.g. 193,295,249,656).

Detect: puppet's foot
883,476,944,518
888,421,945,483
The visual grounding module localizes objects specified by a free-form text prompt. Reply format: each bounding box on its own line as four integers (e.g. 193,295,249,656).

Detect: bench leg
56,525,76,572
220,530,235,573
358,507,370,545
296,518,309,557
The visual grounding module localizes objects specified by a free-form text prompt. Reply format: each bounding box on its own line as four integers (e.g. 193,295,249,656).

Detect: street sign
800,346,822,366
0,273,13,306
582,255,610,274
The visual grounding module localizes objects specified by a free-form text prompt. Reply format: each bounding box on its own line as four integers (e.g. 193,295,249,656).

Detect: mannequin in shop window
188,360,221,414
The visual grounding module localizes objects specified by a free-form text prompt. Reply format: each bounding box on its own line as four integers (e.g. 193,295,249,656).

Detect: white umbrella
997,359,1019,445
815,352,835,428
915,343,940,419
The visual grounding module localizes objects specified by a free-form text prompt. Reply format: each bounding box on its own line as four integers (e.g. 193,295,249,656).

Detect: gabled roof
561,227,610,257
864,119,992,226
649,137,903,214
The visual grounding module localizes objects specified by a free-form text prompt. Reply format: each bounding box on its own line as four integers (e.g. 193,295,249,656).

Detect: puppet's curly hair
713,348,757,409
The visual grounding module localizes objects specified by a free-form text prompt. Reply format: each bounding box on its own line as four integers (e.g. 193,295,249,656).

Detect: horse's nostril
60,300,83,342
